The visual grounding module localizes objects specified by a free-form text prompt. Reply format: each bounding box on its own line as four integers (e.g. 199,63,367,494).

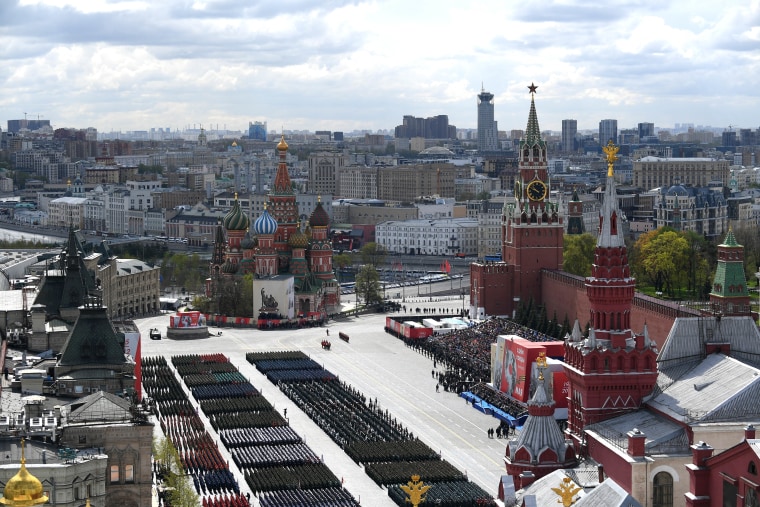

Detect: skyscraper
598,119,617,145
561,119,577,153
638,122,655,142
477,86,498,152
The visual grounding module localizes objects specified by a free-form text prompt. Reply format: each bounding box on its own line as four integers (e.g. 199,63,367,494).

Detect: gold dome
276,135,288,152
0,439,48,506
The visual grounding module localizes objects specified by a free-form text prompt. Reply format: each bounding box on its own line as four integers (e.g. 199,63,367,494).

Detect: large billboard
169,311,207,328
492,335,566,408
253,276,295,320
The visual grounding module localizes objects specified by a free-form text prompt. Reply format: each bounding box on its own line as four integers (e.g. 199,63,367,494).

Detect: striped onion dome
223,195,250,231
221,259,238,274
253,207,278,235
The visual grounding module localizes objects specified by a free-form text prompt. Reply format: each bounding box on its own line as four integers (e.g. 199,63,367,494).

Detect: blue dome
253,208,278,235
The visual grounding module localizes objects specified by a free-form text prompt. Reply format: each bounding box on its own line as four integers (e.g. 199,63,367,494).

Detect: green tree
563,233,596,277
153,437,199,507
355,264,382,306
333,252,353,284
638,229,689,297
360,242,387,268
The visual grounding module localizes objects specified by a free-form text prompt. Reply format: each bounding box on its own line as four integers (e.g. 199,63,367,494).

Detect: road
136,298,506,506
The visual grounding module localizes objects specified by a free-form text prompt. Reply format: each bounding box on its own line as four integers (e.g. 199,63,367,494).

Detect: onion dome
277,135,288,152
241,230,257,250
288,227,309,249
0,439,48,505
309,198,329,227
221,259,238,274
253,206,278,235
223,194,250,231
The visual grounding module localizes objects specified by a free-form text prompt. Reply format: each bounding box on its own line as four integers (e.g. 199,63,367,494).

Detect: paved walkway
138,296,508,506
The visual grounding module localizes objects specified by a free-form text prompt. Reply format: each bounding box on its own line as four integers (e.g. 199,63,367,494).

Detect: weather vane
602,140,619,177
536,352,547,381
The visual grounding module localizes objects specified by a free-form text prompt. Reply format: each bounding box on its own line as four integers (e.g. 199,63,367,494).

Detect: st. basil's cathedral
207,135,340,321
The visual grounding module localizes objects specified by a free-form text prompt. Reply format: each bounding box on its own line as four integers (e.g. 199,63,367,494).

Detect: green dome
223,196,250,231
288,228,309,249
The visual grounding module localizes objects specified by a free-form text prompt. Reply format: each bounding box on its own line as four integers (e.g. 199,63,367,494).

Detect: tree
333,252,353,284
563,233,596,277
360,242,387,268
355,264,383,306
636,229,689,297
153,437,199,507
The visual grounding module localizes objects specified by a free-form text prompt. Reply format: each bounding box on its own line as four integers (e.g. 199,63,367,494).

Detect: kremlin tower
563,141,658,446
470,83,564,318
709,228,752,317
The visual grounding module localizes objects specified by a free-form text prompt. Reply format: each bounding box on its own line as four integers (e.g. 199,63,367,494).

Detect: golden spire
536,352,547,381
400,475,431,506
551,477,582,507
602,140,619,177
0,439,49,506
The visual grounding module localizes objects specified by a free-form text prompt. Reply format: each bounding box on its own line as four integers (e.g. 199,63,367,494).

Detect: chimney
691,441,714,465
627,428,646,457
745,424,756,440
597,464,605,483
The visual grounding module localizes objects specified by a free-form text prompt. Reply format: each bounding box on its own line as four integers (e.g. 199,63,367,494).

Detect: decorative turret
505,354,577,489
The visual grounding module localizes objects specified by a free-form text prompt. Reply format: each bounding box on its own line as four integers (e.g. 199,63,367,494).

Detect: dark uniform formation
170,353,360,506
142,356,248,507
248,351,496,507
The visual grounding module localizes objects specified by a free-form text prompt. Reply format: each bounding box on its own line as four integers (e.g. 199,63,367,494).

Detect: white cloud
2,0,759,133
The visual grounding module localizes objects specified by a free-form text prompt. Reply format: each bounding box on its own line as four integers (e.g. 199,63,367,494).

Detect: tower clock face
527,180,547,201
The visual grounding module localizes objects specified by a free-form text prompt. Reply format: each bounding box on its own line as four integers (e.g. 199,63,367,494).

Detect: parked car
149,328,161,340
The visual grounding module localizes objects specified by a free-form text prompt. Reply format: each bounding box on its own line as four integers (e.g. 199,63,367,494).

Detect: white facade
376,218,478,256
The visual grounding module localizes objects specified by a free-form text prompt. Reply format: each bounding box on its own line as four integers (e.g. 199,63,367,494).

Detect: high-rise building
394,115,456,139
561,119,577,153
248,121,267,141
477,86,498,152
598,119,618,145
638,122,655,142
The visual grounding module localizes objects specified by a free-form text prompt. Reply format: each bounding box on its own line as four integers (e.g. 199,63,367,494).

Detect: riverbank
0,220,67,244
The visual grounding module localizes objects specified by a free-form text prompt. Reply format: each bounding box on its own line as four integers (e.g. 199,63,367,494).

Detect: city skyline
1,0,759,135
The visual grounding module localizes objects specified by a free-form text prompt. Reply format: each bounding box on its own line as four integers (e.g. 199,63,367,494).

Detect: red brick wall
542,270,682,346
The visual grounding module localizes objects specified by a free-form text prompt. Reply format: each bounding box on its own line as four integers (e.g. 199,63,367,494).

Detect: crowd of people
469,382,529,419
400,317,558,397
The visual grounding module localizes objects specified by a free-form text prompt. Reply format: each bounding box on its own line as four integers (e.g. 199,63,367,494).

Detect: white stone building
376,218,478,256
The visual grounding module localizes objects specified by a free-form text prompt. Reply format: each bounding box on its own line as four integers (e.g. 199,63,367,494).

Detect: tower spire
524,83,542,145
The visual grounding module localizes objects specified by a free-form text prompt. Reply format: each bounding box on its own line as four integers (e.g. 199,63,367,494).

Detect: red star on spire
528,82,538,95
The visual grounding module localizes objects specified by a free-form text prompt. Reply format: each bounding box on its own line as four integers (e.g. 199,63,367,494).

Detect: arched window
750,461,758,475
653,472,673,507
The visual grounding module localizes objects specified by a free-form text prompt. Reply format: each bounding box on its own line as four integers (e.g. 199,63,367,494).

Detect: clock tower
501,83,564,314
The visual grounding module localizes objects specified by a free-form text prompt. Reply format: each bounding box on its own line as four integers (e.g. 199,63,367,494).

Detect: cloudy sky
1,0,759,135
